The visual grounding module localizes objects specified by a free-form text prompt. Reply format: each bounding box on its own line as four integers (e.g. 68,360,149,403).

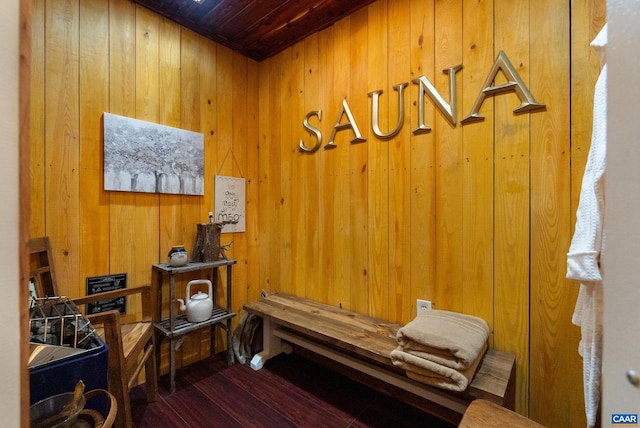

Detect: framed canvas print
103,113,205,195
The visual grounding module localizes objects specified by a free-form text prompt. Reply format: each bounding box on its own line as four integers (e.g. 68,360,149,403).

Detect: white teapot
177,279,213,323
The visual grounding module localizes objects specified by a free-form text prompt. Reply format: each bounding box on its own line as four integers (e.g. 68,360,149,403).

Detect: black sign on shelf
85,273,127,314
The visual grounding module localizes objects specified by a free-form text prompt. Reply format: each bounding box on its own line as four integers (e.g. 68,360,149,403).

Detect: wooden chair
28,236,158,428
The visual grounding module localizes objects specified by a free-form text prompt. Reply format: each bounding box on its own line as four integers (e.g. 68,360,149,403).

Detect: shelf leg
154,330,162,383
169,337,176,393
226,265,234,365
169,272,176,393
154,271,163,383
226,318,234,365
210,324,216,358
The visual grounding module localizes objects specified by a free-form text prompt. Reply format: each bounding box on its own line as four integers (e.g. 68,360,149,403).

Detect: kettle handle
186,279,213,300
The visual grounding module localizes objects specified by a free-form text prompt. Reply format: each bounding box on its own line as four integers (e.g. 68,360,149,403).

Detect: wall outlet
417,299,432,316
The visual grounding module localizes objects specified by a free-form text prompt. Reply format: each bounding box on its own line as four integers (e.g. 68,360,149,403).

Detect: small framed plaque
214,175,246,233
85,273,128,314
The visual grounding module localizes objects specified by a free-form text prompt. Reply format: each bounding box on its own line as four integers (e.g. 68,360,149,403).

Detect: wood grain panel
157,17,182,269
387,0,412,324
434,0,464,315
45,0,80,297
367,0,390,320
299,32,320,303
493,0,531,415
30,0,45,238
409,0,436,318
155,24,197,363
529,1,579,426
267,52,282,295
245,59,261,303
211,45,234,354
348,8,370,315
180,28,208,365
257,56,274,296
285,41,311,301
194,37,219,362
461,0,494,339
134,5,161,290
178,31,205,322
108,0,137,324
230,51,250,318
79,0,110,291
128,9,164,374
329,19,351,309
179,29,203,258
570,0,607,229
314,26,334,305
199,38,217,255
278,45,295,299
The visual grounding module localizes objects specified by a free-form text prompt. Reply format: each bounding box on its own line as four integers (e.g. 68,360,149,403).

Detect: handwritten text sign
214,175,246,233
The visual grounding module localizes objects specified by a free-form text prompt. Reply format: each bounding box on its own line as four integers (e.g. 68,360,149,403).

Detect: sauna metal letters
299,51,545,153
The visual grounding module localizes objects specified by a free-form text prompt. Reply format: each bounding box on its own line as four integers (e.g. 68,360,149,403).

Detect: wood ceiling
132,0,376,62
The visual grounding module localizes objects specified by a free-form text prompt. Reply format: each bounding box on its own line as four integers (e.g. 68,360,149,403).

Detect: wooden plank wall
29,0,605,426
29,0,258,371
257,0,605,426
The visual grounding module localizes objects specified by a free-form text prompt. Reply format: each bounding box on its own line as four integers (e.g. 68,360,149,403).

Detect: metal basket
29,297,97,349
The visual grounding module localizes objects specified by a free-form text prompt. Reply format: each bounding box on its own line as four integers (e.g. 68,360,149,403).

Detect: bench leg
250,318,292,370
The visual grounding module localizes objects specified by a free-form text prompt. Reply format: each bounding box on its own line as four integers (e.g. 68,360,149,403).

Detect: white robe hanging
566,23,607,428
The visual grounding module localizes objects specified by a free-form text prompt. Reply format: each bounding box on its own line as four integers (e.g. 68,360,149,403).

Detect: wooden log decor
191,222,232,262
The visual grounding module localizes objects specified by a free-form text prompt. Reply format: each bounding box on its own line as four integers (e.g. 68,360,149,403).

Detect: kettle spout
177,298,186,312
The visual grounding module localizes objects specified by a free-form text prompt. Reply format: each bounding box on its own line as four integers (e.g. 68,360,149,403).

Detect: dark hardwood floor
130,352,456,427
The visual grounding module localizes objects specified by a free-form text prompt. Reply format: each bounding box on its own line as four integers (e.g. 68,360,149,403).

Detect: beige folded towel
390,342,487,391
396,309,489,370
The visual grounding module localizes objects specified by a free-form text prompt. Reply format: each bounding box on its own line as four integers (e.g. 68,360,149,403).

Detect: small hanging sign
85,273,128,314
214,175,246,233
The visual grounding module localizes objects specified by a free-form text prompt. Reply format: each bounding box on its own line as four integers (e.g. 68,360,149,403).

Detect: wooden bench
243,293,516,425
459,399,544,427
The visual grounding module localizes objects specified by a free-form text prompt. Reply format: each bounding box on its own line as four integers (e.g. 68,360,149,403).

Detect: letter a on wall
461,51,545,124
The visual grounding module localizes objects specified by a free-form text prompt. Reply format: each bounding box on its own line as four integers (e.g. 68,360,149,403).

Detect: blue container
29,336,109,414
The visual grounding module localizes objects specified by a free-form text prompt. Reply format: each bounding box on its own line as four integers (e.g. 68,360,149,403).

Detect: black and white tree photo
103,113,205,195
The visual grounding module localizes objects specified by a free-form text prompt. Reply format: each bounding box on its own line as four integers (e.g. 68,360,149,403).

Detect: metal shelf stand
152,260,236,393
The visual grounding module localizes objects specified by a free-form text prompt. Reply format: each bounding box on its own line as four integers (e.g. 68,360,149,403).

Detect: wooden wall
29,0,605,426
30,0,259,369
257,0,605,426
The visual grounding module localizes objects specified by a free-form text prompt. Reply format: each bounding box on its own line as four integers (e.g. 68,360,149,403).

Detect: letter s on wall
299,110,323,153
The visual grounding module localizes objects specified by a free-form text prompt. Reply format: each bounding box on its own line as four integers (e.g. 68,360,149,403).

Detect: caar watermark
612,414,638,426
